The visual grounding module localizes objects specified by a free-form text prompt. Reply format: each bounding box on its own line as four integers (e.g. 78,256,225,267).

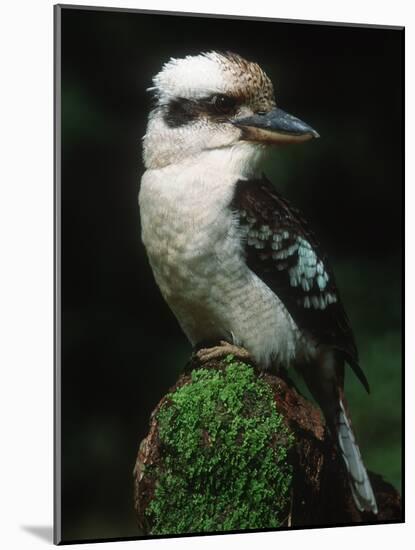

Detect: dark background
58,6,403,542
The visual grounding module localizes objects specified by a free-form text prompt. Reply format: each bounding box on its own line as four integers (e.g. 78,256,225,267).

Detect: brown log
133,352,401,534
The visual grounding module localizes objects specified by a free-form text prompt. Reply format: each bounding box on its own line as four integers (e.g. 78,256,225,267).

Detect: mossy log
133,351,401,535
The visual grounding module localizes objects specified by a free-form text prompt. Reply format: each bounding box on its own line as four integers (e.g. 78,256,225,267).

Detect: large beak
233,107,319,144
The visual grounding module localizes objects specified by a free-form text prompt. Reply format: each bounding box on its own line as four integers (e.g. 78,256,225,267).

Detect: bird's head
143,51,319,171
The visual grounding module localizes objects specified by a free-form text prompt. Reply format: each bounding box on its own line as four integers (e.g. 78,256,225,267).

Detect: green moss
146,356,294,535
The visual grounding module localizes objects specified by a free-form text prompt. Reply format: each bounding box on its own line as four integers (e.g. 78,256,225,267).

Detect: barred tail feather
337,400,378,514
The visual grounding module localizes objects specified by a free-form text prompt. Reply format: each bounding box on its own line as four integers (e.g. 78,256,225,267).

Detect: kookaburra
139,51,377,514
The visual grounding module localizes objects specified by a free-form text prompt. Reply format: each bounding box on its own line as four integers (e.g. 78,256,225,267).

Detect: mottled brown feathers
214,51,276,109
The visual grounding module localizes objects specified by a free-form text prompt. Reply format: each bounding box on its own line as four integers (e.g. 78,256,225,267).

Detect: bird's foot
194,340,254,367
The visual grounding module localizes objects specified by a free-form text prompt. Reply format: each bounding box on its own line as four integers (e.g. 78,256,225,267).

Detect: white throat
192,143,266,179
144,141,266,183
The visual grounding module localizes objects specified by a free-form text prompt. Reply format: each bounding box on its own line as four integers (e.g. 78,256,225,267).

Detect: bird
138,51,377,515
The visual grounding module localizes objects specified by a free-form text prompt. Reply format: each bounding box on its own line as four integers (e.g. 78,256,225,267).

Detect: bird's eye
212,94,237,114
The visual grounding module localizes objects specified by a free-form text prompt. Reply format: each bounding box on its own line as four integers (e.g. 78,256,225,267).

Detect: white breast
139,149,303,368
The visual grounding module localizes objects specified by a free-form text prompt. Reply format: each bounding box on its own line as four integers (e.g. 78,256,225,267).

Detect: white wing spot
301,278,311,292
317,274,327,290
326,292,338,304
311,296,320,309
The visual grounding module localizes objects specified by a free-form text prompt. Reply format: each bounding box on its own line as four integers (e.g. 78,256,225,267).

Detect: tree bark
133,351,402,534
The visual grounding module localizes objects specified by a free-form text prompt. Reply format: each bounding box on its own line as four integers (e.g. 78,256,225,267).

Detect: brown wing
231,176,369,391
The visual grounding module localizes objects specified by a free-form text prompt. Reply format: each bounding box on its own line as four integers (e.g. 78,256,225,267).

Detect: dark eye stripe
163,95,240,128
163,98,199,128
212,94,238,114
